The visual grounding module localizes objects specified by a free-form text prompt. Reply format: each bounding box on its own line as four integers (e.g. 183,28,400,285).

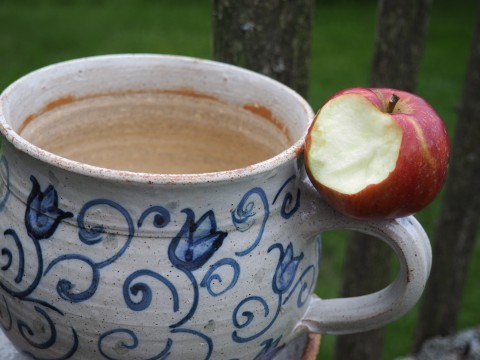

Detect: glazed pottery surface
0,55,432,360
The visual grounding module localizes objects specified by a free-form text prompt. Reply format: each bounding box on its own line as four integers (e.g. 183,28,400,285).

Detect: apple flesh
305,87,450,220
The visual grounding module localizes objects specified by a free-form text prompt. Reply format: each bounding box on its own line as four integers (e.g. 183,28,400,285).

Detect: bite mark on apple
306,94,402,195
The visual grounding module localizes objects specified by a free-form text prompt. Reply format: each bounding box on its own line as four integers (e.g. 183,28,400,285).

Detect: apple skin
305,87,450,220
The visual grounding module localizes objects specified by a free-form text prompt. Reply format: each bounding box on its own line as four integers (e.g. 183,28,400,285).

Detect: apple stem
387,94,400,113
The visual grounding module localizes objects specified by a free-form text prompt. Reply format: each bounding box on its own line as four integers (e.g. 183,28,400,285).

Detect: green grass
0,1,478,359
0,0,212,88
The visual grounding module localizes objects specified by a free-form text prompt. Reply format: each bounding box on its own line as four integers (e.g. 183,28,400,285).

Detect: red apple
305,87,450,220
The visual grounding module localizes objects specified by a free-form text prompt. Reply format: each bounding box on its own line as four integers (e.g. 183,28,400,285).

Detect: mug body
0,55,318,359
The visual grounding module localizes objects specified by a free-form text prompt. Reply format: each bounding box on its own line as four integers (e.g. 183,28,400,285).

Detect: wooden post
413,0,480,351
211,0,314,98
334,1,432,359
369,0,432,91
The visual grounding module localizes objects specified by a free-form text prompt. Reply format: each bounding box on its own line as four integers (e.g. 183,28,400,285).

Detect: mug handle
297,181,432,335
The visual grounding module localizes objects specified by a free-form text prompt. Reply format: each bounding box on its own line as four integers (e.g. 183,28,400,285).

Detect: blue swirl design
233,296,269,330
99,328,212,360
16,303,79,360
200,258,240,297
44,254,99,303
0,229,43,298
18,305,57,349
45,199,134,303
0,171,317,359
120,265,197,330
22,331,79,360
0,156,10,213
232,296,282,343
272,175,300,219
123,269,179,312
230,178,308,350
77,199,134,260
2,229,25,284
0,173,79,358
138,206,171,229
25,176,73,241
232,188,269,256
1,294,79,359
0,177,71,299
232,240,314,347
98,328,172,360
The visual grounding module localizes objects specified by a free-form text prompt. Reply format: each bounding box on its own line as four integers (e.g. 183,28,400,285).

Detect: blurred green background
0,0,478,358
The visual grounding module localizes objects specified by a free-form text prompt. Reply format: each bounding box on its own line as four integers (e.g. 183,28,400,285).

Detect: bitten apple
305,87,450,220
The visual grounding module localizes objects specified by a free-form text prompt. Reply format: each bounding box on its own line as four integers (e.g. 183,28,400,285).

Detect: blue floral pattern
270,243,304,295
0,164,320,360
169,209,228,271
25,176,73,240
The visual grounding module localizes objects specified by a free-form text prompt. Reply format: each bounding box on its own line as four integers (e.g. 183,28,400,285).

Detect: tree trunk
369,0,433,92
211,0,314,98
334,1,432,359
413,1,480,351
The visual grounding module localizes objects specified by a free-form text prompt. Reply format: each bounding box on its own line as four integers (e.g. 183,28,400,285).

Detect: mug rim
0,54,315,185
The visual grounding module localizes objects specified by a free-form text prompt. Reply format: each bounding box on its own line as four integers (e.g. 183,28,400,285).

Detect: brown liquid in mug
19,92,291,174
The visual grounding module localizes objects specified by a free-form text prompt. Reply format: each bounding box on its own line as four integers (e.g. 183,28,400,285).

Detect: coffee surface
19,92,291,174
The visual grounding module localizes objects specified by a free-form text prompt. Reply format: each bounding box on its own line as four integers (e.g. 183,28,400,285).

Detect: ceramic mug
0,55,431,360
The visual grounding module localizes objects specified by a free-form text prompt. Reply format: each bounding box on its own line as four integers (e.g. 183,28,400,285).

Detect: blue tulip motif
25,176,73,240
169,209,228,271
269,243,304,295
